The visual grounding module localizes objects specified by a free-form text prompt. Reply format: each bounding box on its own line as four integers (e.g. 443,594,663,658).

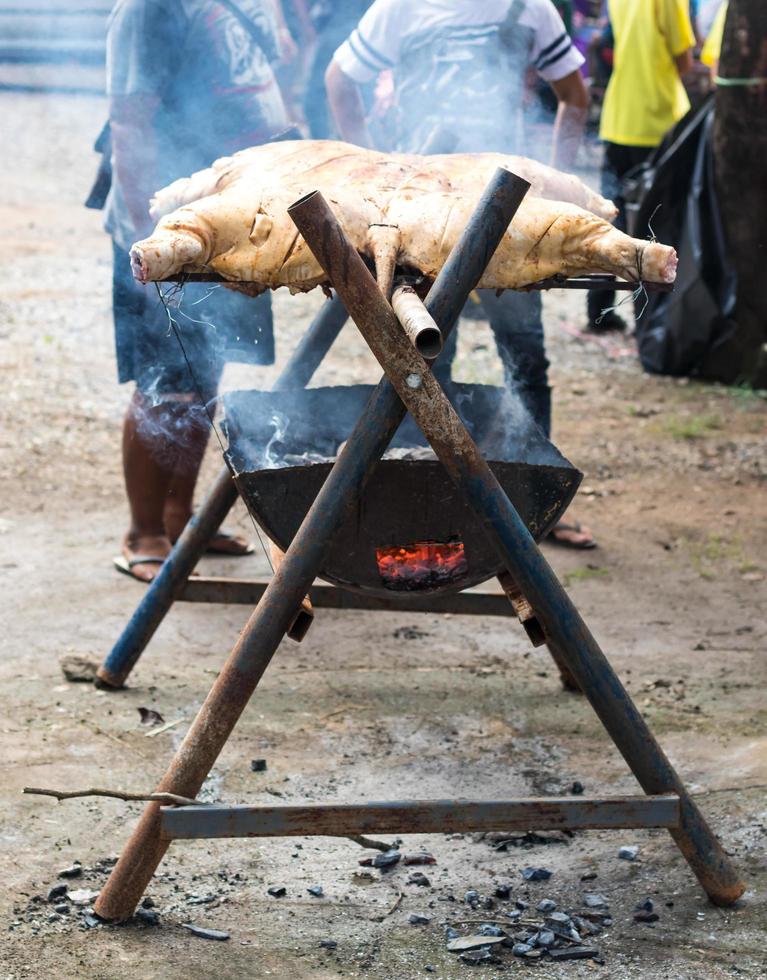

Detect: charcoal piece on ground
515,899,529,910
250,759,268,772
618,845,640,861
536,899,556,913
494,882,512,899
634,910,660,923
53,904,69,915
583,893,609,909
463,889,480,905
407,872,431,887
372,849,401,869
135,908,160,926
81,913,102,930
512,942,533,956
535,929,556,948
636,897,654,912
581,871,598,881
460,948,495,964
571,781,585,794
307,885,324,897
548,946,601,961
478,923,505,937
408,913,430,925
58,864,83,880
182,924,230,941
47,885,68,903
521,867,552,882
319,939,337,949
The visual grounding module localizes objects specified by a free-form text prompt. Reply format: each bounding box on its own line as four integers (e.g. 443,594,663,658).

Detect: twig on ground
22,787,201,806
384,892,404,917
344,834,396,852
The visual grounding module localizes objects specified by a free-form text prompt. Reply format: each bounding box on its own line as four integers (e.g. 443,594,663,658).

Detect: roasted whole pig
131,140,677,293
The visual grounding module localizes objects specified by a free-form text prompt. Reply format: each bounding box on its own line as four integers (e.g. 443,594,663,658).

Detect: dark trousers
433,290,551,437
587,141,655,324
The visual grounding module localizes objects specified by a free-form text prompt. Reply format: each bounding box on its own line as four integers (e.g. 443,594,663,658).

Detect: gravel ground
1,91,766,980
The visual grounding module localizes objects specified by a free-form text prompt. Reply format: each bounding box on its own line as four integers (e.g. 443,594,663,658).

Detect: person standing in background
105,0,291,581
326,0,599,549
586,0,695,332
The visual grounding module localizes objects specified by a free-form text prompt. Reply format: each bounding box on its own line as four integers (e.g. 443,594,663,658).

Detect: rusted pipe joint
391,284,443,360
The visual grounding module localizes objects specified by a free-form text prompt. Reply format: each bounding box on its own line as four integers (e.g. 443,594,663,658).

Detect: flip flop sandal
113,554,166,582
205,529,255,557
547,521,597,550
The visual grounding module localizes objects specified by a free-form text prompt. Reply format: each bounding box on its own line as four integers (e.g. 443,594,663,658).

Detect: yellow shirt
600,0,696,147
701,2,727,68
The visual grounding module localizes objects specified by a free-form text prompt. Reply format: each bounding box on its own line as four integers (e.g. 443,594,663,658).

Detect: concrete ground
1,91,765,980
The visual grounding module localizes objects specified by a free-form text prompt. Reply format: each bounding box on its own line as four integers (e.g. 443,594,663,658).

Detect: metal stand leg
94,170,529,921
96,296,349,689
290,191,744,907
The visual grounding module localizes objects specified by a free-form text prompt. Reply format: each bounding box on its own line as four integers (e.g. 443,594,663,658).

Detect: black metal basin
223,384,581,597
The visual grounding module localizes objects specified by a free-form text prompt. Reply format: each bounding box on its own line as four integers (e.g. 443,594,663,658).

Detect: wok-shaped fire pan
224,384,581,597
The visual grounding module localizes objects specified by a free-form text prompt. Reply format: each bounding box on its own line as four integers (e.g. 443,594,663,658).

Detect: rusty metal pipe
288,191,745,907
392,284,442,359
94,169,529,921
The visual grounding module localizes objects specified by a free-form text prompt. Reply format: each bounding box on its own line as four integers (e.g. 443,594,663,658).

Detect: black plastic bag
624,97,738,379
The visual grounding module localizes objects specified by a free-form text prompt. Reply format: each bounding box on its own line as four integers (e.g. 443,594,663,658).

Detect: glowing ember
376,540,468,591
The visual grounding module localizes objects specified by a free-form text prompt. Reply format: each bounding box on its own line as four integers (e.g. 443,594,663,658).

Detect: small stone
583,893,609,909
634,910,660,924
636,898,654,912
535,930,556,949
135,908,160,926
182,924,230,941
58,863,83,879
59,654,99,683
548,947,601,962
494,882,512,899
464,889,480,906
47,884,68,903
536,899,556,913
521,867,552,882
307,885,324,897
53,904,70,915
512,942,533,957
319,939,337,949
250,759,268,772
571,781,584,795
408,913,430,925
267,886,286,898
618,845,639,861
372,849,401,869
408,872,430,887
68,889,99,906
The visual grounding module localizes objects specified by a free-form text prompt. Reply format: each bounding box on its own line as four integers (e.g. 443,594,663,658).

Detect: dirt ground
1,92,766,980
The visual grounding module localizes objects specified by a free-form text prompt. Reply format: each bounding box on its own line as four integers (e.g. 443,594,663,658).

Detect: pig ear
368,224,401,300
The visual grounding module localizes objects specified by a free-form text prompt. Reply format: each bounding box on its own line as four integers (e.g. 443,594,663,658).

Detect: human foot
548,520,597,550
164,511,254,556
116,534,172,583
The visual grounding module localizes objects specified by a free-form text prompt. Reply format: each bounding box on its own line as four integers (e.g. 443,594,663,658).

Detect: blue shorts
112,243,275,396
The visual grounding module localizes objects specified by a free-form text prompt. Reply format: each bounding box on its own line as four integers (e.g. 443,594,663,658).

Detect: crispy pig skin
131,140,676,291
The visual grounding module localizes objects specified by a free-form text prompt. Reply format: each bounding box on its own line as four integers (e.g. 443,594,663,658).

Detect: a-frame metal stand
94,170,744,922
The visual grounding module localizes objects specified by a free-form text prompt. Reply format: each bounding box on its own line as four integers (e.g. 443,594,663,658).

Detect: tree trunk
711,0,767,386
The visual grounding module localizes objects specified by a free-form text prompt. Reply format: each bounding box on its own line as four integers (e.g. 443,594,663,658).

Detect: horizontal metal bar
160,795,681,840
178,577,514,616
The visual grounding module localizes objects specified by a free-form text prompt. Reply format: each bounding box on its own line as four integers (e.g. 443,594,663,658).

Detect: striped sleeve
332,0,404,84
529,0,584,82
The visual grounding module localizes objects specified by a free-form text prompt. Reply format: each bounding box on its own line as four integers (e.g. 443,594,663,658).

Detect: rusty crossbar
159,796,681,840
178,577,515,616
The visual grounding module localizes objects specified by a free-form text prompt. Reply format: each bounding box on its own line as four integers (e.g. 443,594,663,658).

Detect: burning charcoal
478,924,505,937
634,910,660,924
250,759,268,772
47,884,68,903
408,913,430,925
319,939,337,949
307,885,324,897
571,781,585,795
548,947,601,962
512,942,533,957
135,908,160,926
494,882,512,899
521,867,552,882
182,924,230,941
372,849,401,870
460,948,495,965
536,899,556,913
58,863,83,880
403,853,436,866
267,886,286,898
463,889,480,906
583,893,609,909
618,845,639,861
407,872,430,887
137,707,164,726
636,898,654,913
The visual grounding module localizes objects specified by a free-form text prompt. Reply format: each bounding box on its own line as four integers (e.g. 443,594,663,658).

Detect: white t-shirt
333,0,583,153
